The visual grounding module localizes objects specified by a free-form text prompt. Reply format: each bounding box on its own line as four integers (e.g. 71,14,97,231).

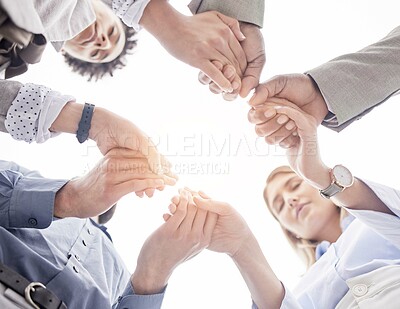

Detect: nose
94,33,111,50
287,197,298,208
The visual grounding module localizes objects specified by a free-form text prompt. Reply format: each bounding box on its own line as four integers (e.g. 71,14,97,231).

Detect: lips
296,203,308,219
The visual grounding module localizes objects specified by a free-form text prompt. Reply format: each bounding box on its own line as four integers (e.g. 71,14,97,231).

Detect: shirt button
82,240,87,246
352,284,368,297
73,266,79,273
28,218,37,226
75,255,80,261
87,228,93,235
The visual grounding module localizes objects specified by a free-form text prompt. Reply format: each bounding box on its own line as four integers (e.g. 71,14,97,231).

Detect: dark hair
63,25,137,81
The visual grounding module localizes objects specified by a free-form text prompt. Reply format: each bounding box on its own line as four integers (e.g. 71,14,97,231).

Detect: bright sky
1,0,400,308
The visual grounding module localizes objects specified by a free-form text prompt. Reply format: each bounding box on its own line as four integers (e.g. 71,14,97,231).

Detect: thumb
193,196,225,215
216,13,246,41
248,75,286,107
240,75,259,98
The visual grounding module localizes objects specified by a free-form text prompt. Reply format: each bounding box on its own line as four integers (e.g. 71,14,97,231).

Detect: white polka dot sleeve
112,0,151,31
4,83,75,143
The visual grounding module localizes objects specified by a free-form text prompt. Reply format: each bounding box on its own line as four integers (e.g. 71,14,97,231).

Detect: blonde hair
264,166,345,269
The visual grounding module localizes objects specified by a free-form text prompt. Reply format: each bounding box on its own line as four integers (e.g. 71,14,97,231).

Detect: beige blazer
188,0,265,28
308,26,400,132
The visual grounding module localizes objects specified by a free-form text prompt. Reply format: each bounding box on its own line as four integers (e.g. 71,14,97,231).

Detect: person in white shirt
169,100,400,308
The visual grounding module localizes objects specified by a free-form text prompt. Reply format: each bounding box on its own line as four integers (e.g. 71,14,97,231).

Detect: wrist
303,164,332,191
88,106,108,141
49,101,82,134
140,0,184,39
54,179,78,218
131,268,170,295
231,233,260,265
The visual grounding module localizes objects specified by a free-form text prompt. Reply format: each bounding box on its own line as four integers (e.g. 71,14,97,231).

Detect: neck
317,212,342,243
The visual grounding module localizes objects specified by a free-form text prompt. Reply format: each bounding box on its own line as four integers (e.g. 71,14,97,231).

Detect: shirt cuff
113,0,151,31
9,174,68,229
116,282,166,309
4,83,75,144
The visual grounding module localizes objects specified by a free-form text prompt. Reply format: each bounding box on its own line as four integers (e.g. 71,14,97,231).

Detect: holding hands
132,189,218,294
247,74,328,148
54,148,176,219
198,22,266,100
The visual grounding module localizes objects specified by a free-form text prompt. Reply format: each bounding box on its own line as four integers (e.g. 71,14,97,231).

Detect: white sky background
1,0,400,307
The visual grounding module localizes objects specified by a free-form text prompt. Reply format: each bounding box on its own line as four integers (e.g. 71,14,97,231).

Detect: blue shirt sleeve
115,282,166,309
0,160,67,229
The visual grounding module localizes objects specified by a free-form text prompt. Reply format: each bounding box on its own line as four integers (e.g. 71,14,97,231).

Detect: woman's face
266,172,339,241
63,0,126,63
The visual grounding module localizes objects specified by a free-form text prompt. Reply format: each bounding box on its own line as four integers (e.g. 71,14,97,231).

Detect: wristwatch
319,165,354,199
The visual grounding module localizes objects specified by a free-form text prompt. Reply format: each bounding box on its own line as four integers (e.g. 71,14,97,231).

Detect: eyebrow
270,176,297,212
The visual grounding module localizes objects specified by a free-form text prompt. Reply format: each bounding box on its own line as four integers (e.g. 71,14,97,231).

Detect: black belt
0,262,67,309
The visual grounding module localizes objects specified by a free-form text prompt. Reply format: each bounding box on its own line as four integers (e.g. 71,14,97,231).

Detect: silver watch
319,165,354,199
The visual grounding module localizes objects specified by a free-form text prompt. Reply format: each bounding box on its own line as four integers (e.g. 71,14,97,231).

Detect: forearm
331,178,393,215
305,166,392,215
140,0,183,40
308,25,400,131
232,234,284,309
50,101,110,143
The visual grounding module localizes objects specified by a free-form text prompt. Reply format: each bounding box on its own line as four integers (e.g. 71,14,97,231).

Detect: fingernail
232,81,240,90
292,131,298,136
225,67,235,78
224,86,233,93
264,109,275,118
276,115,288,124
285,122,295,130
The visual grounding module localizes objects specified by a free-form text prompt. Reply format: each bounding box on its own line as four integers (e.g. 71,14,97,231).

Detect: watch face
332,165,354,187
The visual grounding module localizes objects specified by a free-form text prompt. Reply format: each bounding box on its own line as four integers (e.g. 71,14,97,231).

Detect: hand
268,104,330,188
198,22,265,100
131,189,217,295
247,74,328,147
50,102,176,179
184,191,252,257
54,148,176,218
141,0,246,92
89,107,176,179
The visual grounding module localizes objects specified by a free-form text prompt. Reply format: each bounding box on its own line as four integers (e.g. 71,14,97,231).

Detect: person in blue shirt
170,102,400,308
0,149,217,308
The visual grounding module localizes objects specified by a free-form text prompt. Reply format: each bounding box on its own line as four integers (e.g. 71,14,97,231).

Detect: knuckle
255,125,265,137
265,135,280,145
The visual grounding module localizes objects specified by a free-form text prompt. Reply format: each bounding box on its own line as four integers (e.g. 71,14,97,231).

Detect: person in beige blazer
247,25,400,146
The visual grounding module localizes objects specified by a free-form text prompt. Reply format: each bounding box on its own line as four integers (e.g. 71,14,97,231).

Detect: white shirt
280,179,400,308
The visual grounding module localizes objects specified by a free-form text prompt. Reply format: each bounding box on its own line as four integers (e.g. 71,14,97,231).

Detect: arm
0,80,24,133
189,192,285,309
307,25,400,131
0,149,174,228
139,0,247,93
117,189,217,308
248,25,400,146
0,81,175,179
193,0,266,99
0,160,67,229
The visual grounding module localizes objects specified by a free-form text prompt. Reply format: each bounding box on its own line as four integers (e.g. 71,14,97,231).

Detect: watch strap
76,103,95,144
320,182,344,199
